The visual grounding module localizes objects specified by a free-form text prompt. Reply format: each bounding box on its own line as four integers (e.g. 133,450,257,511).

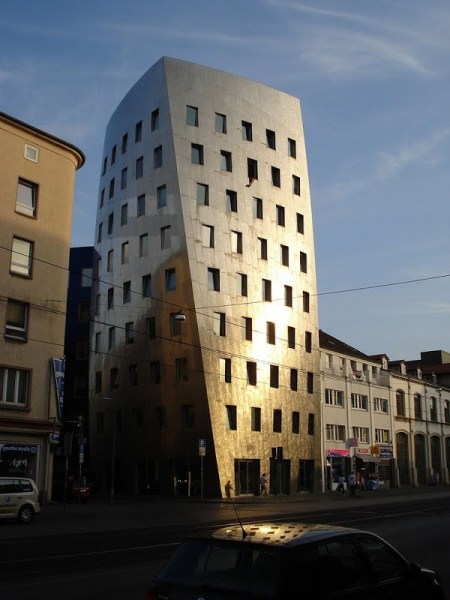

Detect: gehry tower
90,57,321,497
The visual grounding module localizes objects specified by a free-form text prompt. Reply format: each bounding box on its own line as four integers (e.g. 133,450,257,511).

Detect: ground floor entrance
234,458,260,495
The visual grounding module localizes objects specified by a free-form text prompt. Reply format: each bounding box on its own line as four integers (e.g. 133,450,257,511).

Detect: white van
0,477,40,523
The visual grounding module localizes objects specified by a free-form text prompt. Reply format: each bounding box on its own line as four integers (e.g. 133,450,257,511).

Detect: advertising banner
52,357,65,419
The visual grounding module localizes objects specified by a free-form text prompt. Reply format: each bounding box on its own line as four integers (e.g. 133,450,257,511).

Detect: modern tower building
0,111,84,501
89,57,321,497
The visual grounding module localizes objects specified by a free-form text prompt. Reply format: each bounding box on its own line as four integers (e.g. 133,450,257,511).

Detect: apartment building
0,112,84,501
89,57,321,497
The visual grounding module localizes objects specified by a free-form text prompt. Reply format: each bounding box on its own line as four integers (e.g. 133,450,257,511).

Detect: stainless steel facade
90,58,321,497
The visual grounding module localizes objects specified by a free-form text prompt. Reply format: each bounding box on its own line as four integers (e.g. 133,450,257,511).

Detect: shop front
0,442,40,481
326,449,350,491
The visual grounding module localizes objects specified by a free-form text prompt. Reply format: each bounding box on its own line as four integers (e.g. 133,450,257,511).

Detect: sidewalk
3,485,450,540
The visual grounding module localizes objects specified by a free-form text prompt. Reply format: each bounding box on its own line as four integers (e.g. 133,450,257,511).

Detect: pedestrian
336,474,345,495
348,471,357,497
260,473,267,497
224,480,234,500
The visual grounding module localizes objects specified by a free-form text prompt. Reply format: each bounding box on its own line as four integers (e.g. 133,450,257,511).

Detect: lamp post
105,397,116,507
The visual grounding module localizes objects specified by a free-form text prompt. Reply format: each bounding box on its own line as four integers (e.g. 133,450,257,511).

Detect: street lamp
105,397,116,506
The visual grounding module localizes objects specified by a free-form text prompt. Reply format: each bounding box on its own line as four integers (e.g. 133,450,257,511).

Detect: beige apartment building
90,57,321,498
0,112,84,501
320,330,450,491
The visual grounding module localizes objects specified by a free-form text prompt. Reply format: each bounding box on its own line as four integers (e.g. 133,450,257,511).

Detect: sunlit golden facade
0,112,84,500
90,58,321,497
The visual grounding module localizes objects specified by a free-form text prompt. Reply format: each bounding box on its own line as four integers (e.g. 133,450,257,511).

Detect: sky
1,0,449,361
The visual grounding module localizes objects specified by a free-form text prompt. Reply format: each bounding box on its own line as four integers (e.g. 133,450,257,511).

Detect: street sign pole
199,439,206,501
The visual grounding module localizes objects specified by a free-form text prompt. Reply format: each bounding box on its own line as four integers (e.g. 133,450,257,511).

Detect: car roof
211,522,361,546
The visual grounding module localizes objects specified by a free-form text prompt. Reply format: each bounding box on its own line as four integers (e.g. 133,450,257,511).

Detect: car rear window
156,539,280,597
17,479,33,492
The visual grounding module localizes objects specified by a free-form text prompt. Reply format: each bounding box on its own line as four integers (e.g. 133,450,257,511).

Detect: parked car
0,477,40,523
146,522,444,599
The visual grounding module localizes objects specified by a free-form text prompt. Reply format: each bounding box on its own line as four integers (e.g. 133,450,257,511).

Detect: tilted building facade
89,58,321,497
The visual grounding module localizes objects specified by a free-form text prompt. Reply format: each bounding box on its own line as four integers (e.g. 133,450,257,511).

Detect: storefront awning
355,454,379,463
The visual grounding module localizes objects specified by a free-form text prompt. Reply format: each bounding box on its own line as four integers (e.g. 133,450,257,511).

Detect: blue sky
1,0,450,360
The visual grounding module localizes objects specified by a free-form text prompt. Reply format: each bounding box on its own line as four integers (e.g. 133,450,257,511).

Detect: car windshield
155,539,280,597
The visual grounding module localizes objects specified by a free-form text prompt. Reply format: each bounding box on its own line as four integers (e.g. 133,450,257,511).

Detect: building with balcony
0,112,84,501
89,57,321,498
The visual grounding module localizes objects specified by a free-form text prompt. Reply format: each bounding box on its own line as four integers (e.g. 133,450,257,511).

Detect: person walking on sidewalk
260,473,268,497
337,475,346,495
348,472,357,497
224,480,234,500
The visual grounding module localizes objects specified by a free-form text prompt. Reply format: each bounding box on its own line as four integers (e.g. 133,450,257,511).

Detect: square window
16,179,38,217
288,326,295,349
121,133,128,154
285,285,293,307
186,105,198,126
137,194,146,217
271,166,281,187
238,273,248,297
247,158,258,181
247,361,257,385
202,224,214,248
161,225,171,250
220,150,232,172
197,183,209,205
208,267,220,291
10,237,33,277
5,299,28,340
266,129,276,150
157,185,167,208
242,120,253,141
125,321,134,344
139,233,148,256
142,274,152,297
219,357,232,383
288,138,297,158
293,175,301,196
251,407,261,432
243,317,252,341
273,407,282,430
136,156,144,178
121,204,128,226
121,241,129,264
266,321,275,345
109,178,115,199
123,281,131,304
297,213,304,234
151,108,159,131
300,251,307,273
253,197,263,219
135,120,142,143
281,245,289,267
262,279,272,301
24,144,39,163
215,113,227,133
276,205,285,226
165,268,176,291
154,146,162,169
226,405,237,430
191,144,204,165
121,168,127,190
226,189,237,212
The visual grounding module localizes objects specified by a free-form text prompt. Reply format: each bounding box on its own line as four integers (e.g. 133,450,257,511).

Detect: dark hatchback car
146,522,444,599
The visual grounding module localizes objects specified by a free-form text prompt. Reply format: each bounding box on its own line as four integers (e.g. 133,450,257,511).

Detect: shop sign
327,449,349,457
0,443,38,455
379,444,393,459
52,357,65,419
